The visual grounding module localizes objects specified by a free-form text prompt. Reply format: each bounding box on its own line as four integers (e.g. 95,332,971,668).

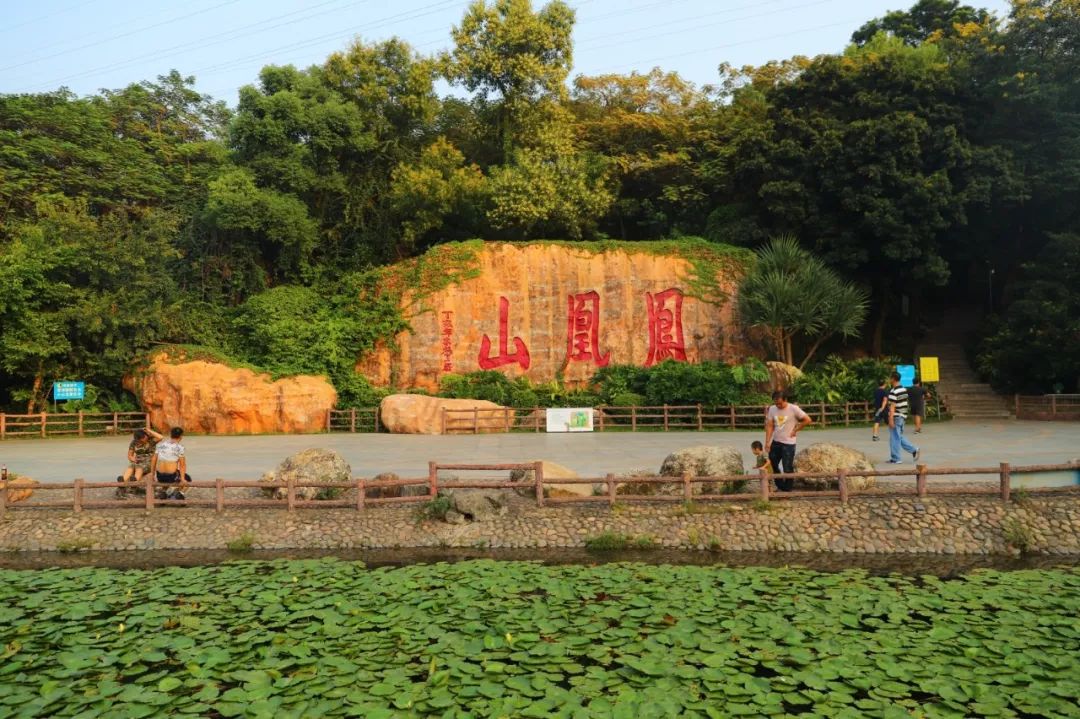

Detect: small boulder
509,460,596,498
1,475,38,503
259,448,352,500
379,394,510,434
792,443,876,491
659,446,747,495
445,490,508,521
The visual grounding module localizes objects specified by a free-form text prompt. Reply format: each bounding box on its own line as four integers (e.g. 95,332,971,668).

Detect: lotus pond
0,560,1077,719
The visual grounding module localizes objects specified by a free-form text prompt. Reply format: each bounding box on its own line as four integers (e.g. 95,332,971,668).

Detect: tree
737,236,868,368
727,35,1005,352
851,0,993,46
976,233,1080,394
443,0,575,156
570,69,715,239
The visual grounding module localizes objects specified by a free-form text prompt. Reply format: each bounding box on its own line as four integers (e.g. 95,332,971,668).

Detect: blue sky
1,0,1011,105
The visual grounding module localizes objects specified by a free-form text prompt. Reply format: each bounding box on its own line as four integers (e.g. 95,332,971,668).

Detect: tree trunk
871,303,887,357
798,333,834,371
27,367,43,414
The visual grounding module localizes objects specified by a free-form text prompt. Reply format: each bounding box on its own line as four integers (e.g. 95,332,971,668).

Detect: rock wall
2,495,1078,555
124,354,336,435
359,242,757,391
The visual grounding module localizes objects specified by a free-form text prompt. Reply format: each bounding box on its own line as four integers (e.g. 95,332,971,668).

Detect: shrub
417,495,452,521
226,533,255,553
610,391,646,407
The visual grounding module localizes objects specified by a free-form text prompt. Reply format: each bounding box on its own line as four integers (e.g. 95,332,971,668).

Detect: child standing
751,440,771,474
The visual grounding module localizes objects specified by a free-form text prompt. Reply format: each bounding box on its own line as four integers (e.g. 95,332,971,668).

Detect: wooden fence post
78,411,84,437
1050,395,1057,418
145,474,154,511
112,412,118,434
441,408,447,435
1,413,5,440
837,470,848,504
374,409,380,433
535,407,541,432
0,482,6,517
730,405,736,429
145,414,151,430
999,462,1011,502
1014,394,1020,417
683,471,692,503
631,406,637,432
473,407,479,434
534,461,545,507
504,407,511,433
598,407,604,432
40,412,46,438
696,404,703,431
73,478,84,512
287,477,296,512
350,407,357,433
325,410,332,432
356,477,366,511
428,461,438,499
759,473,770,502
820,401,827,427
844,403,850,426
916,464,928,498
215,479,224,511
663,404,669,431
606,473,616,507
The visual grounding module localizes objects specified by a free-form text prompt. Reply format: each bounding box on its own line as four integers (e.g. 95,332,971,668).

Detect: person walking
871,379,889,441
764,390,812,491
886,372,921,464
908,379,928,433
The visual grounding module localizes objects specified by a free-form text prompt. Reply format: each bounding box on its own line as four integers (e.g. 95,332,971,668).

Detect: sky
1,0,1012,106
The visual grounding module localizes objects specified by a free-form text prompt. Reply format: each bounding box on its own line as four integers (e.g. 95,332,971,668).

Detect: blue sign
53,381,86,401
895,365,916,388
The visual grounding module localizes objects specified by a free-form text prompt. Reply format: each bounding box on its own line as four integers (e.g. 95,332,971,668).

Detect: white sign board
545,408,594,433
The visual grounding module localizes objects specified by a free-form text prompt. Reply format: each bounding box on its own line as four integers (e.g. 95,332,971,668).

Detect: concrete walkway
2,419,1077,484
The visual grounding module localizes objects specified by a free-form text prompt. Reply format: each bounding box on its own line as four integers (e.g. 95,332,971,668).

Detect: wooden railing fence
440,402,879,434
3,461,1076,515
1015,394,1080,421
0,412,149,440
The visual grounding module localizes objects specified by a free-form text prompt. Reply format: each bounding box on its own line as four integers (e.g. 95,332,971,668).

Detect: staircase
916,307,1012,420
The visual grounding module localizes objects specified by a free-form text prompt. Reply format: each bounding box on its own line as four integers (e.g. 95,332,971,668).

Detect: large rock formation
125,353,336,435
379,394,509,434
792,443,877,491
359,242,756,391
259,448,352,500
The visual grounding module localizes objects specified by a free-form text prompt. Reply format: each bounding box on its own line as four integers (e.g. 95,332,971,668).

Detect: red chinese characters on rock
566,291,610,367
478,296,531,370
645,288,687,366
440,311,454,372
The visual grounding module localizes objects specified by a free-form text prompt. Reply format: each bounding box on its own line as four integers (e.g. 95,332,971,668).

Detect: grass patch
1002,516,1035,554
55,538,94,553
416,495,452,522
584,532,658,551
226,532,255,553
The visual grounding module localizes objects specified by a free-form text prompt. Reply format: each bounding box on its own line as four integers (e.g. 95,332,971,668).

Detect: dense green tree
976,233,1080,393
851,0,994,46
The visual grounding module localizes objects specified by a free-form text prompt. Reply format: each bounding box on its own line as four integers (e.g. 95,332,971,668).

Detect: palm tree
737,235,869,368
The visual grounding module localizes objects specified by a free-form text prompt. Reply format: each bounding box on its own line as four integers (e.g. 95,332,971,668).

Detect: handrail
1,460,1075,514
0,411,149,440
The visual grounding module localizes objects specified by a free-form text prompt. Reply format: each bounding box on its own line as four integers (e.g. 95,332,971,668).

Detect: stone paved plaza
2,418,1077,484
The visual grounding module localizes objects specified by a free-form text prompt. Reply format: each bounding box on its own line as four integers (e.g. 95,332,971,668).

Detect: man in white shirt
764,390,812,491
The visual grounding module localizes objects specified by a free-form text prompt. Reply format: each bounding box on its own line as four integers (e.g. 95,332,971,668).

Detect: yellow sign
919,356,940,383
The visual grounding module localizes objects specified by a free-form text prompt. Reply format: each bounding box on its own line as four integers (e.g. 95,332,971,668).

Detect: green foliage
737,236,869,368
592,358,771,408
975,234,1080,394
417,495,453,521
0,560,1077,717
1001,517,1035,554
225,533,255,553
791,355,899,405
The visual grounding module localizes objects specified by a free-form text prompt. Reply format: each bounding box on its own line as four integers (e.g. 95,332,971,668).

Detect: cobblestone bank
2,494,1078,555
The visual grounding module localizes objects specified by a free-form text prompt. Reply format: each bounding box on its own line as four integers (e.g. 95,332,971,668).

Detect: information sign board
895,365,916,388
52,381,86,401
545,408,594,433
